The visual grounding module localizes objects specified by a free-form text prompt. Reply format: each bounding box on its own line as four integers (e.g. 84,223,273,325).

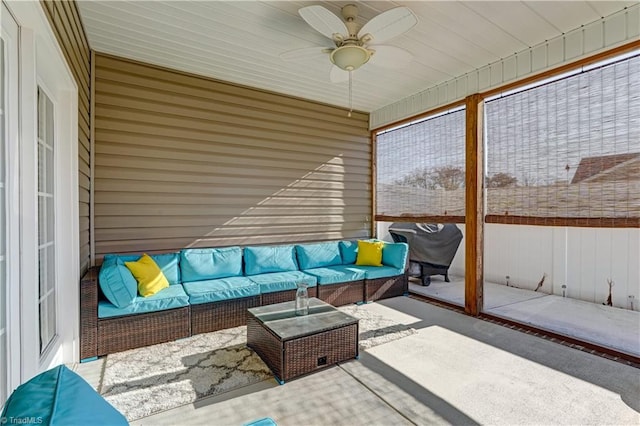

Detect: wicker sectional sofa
80,240,408,361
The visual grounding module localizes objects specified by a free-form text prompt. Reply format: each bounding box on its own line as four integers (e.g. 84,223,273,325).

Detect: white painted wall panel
577,229,597,302
531,44,548,71
626,232,640,309
490,62,503,86
627,5,640,39
584,22,605,52
503,57,517,82
517,51,532,77
484,225,639,310
565,30,585,60
548,38,565,66
478,67,491,91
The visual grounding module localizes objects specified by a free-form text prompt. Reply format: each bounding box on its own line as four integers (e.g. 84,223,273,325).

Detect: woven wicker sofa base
81,266,407,359
365,274,408,303
97,306,190,356
317,280,365,306
191,296,260,335
261,286,318,306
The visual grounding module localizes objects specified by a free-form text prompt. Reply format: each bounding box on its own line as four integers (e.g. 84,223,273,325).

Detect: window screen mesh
376,109,466,221
485,54,640,227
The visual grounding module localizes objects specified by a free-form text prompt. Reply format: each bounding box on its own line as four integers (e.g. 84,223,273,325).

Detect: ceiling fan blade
280,47,331,62
330,65,349,83
358,7,417,44
369,45,413,69
299,5,348,40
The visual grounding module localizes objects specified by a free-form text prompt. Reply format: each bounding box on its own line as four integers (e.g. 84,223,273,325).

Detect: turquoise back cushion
295,242,342,270
339,241,358,264
244,245,298,276
180,247,243,282
98,256,137,308
107,252,181,285
1,365,127,425
382,242,409,269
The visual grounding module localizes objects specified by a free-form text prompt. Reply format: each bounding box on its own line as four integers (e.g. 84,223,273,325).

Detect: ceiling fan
281,4,418,115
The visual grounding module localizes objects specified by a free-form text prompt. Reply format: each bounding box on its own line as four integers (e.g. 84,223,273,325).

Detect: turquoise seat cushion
358,265,405,280
98,256,137,308
303,265,366,285
244,418,277,426
339,240,358,264
180,247,242,282
183,276,260,304
382,242,409,269
248,271,317,294
106,252,181,285
244,245,299,276
98,284,189,318
295,241,342,270
0,365,127,425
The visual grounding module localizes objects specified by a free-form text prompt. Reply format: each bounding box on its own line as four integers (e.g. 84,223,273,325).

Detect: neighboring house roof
571,153,640,184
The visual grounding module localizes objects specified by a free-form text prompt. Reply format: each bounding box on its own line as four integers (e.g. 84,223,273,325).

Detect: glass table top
248,298,358,340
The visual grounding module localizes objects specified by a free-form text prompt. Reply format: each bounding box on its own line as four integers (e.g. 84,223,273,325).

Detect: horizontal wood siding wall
41,0,91,274
93,54,371,260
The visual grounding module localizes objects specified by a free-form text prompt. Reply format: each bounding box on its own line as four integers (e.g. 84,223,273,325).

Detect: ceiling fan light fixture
330,45,370,71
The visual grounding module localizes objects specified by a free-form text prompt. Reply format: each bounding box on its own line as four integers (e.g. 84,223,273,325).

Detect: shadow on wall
185,157,372,248
94,154,371,263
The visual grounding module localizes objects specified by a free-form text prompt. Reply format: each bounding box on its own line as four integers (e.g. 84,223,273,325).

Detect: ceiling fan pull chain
348,70,353,117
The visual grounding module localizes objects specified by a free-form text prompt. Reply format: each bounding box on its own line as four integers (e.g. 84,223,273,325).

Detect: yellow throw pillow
355,240,384,267
124,254,170,297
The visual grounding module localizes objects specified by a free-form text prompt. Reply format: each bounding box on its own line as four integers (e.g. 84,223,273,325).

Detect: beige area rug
100,303,417,421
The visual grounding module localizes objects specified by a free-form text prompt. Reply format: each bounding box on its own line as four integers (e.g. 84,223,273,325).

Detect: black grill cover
388,223,463,267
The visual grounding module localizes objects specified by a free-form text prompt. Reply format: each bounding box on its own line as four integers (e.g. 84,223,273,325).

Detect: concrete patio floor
74,296,640,426
409,275,640,358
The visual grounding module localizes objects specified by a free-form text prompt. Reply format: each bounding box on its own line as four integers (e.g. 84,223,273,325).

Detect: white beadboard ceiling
77,1,636,114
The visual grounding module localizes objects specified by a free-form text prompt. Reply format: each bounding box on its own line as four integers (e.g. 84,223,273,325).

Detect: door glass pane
37,88,56,355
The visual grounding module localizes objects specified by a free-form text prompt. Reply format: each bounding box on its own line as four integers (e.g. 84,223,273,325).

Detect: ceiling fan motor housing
342,4,360,37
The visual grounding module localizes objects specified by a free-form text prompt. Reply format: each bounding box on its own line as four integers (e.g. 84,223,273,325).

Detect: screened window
376,108,466,222
485,54,640,227
38,88,56,354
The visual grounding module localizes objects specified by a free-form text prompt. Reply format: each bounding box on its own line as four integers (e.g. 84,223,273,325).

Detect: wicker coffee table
247,297,359,384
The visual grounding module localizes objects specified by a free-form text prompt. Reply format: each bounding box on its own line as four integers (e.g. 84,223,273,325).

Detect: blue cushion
339,241,358,264
180,247,243,282
303,265,366,285
244,418,277,426
0,365,127,425
106,252,181,285
98,284,189,318
183,276,260,304
244,245,299,276
382,242,409,269
295,242,342,270
248,271,317,294
358,265,405,280
98,257,137,308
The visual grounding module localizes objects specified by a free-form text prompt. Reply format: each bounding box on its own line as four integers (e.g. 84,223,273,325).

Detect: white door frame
1,0,21,397
4,0,79,383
